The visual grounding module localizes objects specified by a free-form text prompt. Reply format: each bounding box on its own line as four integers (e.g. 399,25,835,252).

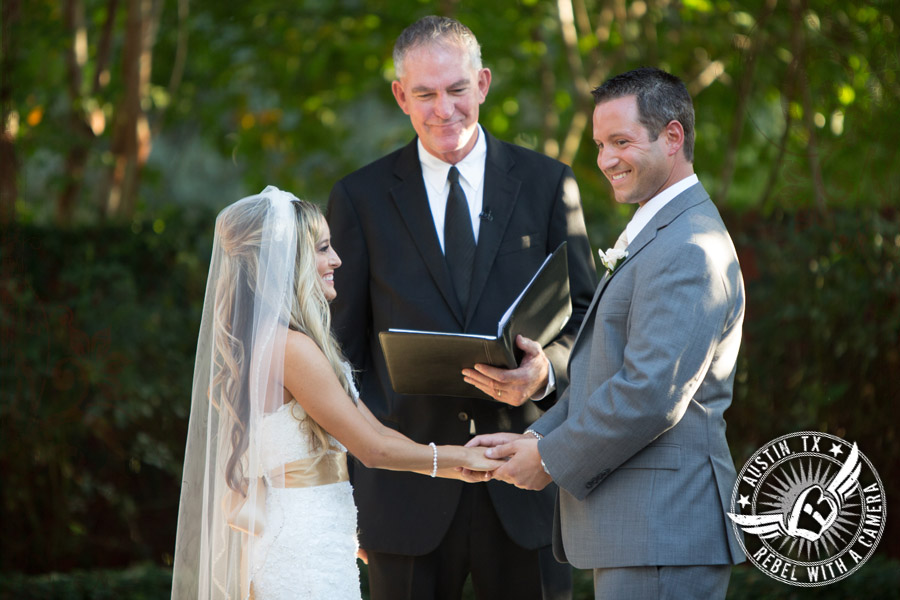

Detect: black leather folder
378,242,572,399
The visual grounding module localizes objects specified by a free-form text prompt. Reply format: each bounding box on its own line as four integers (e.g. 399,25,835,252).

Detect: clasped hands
455,334,553,490
458,433,552,491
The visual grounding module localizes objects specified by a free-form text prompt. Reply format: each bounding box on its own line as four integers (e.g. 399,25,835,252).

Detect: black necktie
444,166,476,311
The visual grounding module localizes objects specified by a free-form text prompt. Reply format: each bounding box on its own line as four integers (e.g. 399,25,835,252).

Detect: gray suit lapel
465,133,519,328
571,182,711,349
390,141,466,326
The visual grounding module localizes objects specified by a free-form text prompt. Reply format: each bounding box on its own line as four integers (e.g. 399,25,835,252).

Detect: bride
171,186,501,600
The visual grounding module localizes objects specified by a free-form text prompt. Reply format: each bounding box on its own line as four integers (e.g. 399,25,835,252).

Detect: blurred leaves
5,0,898,225
2,0,900,575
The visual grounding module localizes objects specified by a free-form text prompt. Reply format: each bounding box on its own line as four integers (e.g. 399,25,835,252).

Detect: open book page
496,249,556,337
388,328,495,340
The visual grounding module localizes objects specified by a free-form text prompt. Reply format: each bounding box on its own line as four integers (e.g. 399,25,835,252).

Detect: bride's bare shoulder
284,329,325,362
283,330,345,404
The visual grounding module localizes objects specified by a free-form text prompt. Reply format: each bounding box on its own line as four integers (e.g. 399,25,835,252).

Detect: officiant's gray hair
393,15,483,79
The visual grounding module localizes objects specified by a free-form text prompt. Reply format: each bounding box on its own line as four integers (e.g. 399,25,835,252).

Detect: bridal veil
171,186,300,600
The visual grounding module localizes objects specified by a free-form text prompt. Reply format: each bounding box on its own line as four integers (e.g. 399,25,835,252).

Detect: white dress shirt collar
418,125,487,250
418,124,487,190
625,174,699,244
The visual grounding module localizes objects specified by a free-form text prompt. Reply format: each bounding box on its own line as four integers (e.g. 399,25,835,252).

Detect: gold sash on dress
224,450,349,536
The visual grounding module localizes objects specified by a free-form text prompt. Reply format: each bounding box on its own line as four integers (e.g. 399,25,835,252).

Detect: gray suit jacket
534,182,746,569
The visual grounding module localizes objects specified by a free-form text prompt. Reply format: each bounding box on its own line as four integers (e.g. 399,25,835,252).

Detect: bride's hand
461,446,506,473
454,447,505,482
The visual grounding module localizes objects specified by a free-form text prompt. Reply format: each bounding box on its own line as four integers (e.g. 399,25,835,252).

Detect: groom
470,68,746,599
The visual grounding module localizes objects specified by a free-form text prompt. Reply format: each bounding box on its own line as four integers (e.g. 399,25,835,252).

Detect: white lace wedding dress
249,374,361,599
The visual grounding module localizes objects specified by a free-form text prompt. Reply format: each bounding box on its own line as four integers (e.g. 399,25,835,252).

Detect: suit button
458,412,469,421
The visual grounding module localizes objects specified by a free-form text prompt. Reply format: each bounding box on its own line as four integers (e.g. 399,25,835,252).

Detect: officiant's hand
486,438,552,491
462,335,548,406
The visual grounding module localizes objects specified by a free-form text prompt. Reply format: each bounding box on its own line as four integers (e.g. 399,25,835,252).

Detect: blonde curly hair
212,196,352,494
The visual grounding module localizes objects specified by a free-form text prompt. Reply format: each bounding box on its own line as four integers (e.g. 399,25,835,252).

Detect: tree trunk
57,0,88,224
56,0,121,224
0,0,21,226
101,0,158,220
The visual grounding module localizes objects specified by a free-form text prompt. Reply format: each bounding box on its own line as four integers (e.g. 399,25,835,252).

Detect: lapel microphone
479,207,493,222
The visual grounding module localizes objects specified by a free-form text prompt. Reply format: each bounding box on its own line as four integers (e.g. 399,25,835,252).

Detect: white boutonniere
598,247,628,274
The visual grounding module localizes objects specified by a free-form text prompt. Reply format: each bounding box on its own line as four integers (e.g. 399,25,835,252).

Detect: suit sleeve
531,382,570,434
538,164,597,408
326,180,371,370
539,241,732,501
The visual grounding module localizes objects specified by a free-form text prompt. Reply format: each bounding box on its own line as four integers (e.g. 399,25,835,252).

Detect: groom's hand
486,438,552,491
465,432,526,449
462,335,549,406
456,433,524,481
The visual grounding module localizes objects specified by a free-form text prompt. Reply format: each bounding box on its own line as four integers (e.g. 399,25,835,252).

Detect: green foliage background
1,0,898,591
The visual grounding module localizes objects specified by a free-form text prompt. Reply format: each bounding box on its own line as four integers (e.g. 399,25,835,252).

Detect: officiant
326,15,597,600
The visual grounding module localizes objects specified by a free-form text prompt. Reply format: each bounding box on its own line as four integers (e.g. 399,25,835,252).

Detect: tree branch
535,26,560,159
714,0,777,205
151,0,188,139
102,0,160,219
760,0,801,214
92,0,120,94
0,0,21,225
759,93,795,214
58,0,93,225
790,0,827,215
62,0,86,102
167,0,189,98
572,0,600,77
555,0,597,164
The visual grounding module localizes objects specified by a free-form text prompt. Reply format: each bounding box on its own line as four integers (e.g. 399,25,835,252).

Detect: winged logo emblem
728,443,861,542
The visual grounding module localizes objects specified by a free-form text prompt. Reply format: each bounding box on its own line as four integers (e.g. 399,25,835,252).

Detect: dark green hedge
0,209,214,572
0,564,173,600
724,207,899,559
2,559,898,599
725,556,900,600
1,206,897,576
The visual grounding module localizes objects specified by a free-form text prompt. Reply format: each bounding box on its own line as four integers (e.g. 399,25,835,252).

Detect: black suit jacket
327,130,597,555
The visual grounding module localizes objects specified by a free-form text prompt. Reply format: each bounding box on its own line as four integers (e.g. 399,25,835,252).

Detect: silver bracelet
524,430,551,475
524,429,543,440
429,442,437,478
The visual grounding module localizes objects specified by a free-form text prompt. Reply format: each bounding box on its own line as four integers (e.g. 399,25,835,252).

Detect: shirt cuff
530,363,556,401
